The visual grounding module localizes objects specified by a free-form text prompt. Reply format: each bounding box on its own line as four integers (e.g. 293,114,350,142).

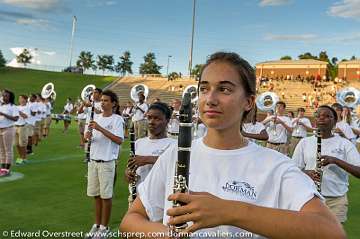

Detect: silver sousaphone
81,84,96,101
336,87,360,109
256,92,280,136
41,82,56,100
130,84,149,102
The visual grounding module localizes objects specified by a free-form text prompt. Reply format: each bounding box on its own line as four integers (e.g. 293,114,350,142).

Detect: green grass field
0,67,116,112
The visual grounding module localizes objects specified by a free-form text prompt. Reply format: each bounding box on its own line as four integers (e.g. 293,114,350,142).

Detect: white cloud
264,34,318,41
259,0,291,7
0,0,66,12
328,0,360,19
16,18,49,27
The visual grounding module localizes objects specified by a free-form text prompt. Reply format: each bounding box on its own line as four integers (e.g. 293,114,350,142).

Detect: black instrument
172,92,193,232
128,125,138,204
85,101,95,163
315,129,323,192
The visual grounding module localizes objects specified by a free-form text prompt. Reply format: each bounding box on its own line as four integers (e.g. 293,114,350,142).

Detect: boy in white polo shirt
84,90,124,238
293,105,360,223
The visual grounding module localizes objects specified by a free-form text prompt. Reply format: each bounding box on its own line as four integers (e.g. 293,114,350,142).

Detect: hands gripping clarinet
85,100,95,163
315,129,323,192
171,92,192,237
127,125,138,205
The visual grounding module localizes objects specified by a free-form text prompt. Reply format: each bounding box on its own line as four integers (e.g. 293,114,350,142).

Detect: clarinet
315,129,323,192
85,101,95,162
172,92,193,233
128,124,138,204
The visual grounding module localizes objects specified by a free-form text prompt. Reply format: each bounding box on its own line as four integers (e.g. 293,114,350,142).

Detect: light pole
166,55,172,76
188,0,196,77
68,16,77,68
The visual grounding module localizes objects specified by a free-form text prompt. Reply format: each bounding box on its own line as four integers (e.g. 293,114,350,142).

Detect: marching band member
125,102,176,200
43,97,52,138
262,101,293,155
0,90,19,177
37,94,47,140
27,94,38,153
63,97,74,133
76,101,87,148
167,99,181,139
122,101,134,138
131,92,148,140
293,105,360,223
33,94,43,144
241,106,268,142
332,103,357,144
14,95,30,164
289,107,313,155
120,52,344,238
84,90,124,238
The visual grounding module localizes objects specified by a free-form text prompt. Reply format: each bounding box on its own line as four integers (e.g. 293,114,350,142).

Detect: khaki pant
289,137,303,156
87,160,116,199
133,119,147,140
14,125,28,147
325,194,348,223
26,124,34,138
266,142,288,155
0,127,15,164
34,121,41,136
44,116,52,129
356,142,360,153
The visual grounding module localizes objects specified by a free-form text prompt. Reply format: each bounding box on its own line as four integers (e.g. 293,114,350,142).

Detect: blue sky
1,0,360,75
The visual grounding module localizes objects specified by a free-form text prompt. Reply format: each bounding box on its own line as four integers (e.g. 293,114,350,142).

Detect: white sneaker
84,224,99,239
94,227,110,239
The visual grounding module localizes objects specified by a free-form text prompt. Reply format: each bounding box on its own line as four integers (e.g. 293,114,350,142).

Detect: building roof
256,59,328,66
338,60,360,65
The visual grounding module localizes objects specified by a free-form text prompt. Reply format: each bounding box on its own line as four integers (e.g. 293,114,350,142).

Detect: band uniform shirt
293,135,360,197
86,113,124,161
64,103,74,114
135,137,176,188
39,102,47,119
267,116,292,144
242,122,265,142
34,102,43,122
168,110,180,134
138,138,320,238
132,102,148,122
0,103,19,128
26,102,37,126
15,105,30,126
291,117,312,138
336,121,356,142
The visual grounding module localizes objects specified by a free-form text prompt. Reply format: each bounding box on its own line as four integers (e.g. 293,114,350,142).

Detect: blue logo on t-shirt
222,181,257,200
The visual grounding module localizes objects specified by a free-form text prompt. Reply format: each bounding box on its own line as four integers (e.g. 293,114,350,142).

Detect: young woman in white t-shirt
293,105,360,223
0,90,19,177
125,102,176,202
120,52,345,238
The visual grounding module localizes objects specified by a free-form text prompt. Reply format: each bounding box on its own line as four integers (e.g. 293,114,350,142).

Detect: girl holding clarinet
120,52,345,238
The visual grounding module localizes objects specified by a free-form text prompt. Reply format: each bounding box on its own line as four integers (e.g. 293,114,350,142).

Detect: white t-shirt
336,121,356,142
64,103,74,114
138,138,320,238
34,102,43,122
135,137,176,187
39,102,47,119
132,102,148,122
45,102,52,116
168,111,180,134
293,135,360,197
26,102,37,125
15,105,30,126
242,122,265,142
86,113,124,161
291,117,312,138
267,116,292,143
0,104,19,128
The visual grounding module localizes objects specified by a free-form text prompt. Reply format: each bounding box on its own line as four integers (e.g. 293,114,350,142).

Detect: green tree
16,48,32,66
190,64,203,80
168,72,179,81
298,52,317,60
280,55,292,60
115,51,133,76
0,50,6,67
97,55,114,75
331,57,338,66
76,51,96,73
139,52,162,75
318,51,329,62
350,55,356,60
